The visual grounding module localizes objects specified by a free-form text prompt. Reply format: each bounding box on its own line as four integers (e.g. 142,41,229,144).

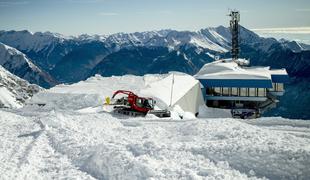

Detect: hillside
0,65,41,108
0,43,57,88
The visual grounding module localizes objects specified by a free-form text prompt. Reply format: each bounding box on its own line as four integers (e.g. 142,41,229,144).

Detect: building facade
195,59,289,117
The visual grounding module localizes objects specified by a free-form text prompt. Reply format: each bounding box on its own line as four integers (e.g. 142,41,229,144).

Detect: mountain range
0,26,309,119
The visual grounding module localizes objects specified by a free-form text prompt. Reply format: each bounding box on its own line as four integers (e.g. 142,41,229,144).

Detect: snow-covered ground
1,74,310,180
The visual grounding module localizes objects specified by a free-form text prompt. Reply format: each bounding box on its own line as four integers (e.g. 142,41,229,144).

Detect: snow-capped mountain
0,65,41,108
0,30,68,52
279,39,310,52
0,43,57,88
0,30,80,71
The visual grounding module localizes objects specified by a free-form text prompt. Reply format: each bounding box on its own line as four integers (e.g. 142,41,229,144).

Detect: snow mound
30,73,206,117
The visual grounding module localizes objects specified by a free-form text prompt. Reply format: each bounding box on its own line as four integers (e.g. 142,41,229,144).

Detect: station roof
195,59,289,88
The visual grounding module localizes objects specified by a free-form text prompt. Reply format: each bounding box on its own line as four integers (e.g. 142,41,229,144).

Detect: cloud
252,27,310,34
0,1,29,7
295,8,310,12
98,12,118,16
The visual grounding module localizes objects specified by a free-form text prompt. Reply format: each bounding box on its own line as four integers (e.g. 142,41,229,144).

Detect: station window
222,87,229,96
271,83,276,91
206,87,214,95
277,83,284,91
231,88,238,96
249,88,256,96
258,88,266,96
270,83,284,92
214,87,221,94
240,88,247,96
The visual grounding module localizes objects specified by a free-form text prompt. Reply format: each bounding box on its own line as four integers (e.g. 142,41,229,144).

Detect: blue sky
0,0,309,36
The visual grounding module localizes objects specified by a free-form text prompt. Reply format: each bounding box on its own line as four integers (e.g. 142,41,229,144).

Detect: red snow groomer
108,90,170,118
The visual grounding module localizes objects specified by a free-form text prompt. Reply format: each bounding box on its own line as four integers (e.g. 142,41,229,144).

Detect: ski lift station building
194,59,289,112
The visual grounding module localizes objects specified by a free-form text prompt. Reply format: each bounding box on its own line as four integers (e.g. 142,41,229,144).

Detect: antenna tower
229,10,240,60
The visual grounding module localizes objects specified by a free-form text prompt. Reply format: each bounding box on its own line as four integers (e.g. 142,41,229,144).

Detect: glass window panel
249,88,256,96
258,88,266,96
240,88,247,96
206,88,213,95
214,87,221,94
277,83,284,91
231,88,238,96
222,87,229,96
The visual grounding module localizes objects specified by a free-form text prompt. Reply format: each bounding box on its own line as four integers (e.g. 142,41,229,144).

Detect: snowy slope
0,65,41,108
0,42,56,88
1,104,309,179
0,74,310,179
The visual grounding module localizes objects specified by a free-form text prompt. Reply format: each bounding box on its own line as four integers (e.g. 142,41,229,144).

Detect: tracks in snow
0,111,95,180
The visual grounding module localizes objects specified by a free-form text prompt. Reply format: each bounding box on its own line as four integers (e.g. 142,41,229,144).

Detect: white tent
141,72,205,116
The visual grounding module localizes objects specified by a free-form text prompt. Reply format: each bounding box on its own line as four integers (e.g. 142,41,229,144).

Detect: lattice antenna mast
229,10,240,61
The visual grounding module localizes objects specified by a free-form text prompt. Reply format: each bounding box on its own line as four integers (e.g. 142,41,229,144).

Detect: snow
0,65,41,108
0,42,55,88
0,42,39,71
269,69,288,75
1,74,310,179
190,36,227,52
0,30,69,52
195,60,272,80
206,52,215,58
1,107,310,179
0,87,22,108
